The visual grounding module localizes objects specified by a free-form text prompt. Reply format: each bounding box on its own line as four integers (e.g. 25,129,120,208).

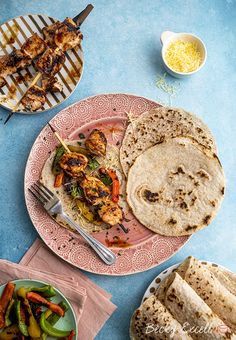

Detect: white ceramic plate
0,14,83,114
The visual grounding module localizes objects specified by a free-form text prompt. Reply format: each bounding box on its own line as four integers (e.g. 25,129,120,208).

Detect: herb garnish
88,158,100,170
71,185,84,199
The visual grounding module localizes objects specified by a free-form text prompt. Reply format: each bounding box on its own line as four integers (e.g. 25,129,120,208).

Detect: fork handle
60,213,116,265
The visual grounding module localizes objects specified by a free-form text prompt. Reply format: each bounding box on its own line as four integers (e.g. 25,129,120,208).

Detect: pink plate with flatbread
24,93,189,275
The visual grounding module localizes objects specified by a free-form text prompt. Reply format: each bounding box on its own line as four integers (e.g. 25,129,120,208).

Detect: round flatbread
120,107,217,177
126,137,225,236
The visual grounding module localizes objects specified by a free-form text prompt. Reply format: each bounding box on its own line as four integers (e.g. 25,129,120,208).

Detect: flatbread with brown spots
177,257,236,333
120,107,217,177
126,137,225,236
130,294,193,339
164,272,234,340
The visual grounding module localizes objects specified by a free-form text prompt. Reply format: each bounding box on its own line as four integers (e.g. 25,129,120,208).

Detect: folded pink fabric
0,259,87,322
19,239,117,340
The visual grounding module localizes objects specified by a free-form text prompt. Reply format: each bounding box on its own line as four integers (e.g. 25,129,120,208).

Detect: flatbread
130,295,192,340
176,257,236,333
165,273,235,339
206,265,236,296
126,137,225,236
120,107,217,177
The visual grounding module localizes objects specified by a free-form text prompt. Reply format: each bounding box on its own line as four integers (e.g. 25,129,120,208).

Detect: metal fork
29,182,116,265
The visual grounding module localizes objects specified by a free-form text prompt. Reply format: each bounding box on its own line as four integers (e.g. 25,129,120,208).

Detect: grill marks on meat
79,176,123,226
59,152,88,178
8,48,31,70
42,75,63,92
0,17,83,112
43,18,83,52
21,33,46,59
98,200,123,226
21,85,46,111
80,176,110,205
85,129,107,157
42,21,61,47
0,34,45,83
35,48,66,77
55,18,83,51
0,49,31,78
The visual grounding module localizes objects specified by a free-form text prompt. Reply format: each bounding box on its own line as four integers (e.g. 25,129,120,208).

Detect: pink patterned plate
24,94,189,275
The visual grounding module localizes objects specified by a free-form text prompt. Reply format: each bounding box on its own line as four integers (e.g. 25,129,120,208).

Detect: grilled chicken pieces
21,33,46,59
21,85,46,111
55,130,122,227
35,48,66,77
8,48,31,70
79,175,123,226
98,200,123,226
59,152,88,178
80,176,110,205
0,34,45,83
42,76,63,93
0,17,82,90
85,129,107,157
43,18,83,52
0,49,31,79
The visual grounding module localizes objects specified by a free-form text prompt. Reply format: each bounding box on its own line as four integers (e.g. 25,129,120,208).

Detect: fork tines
29,182,54,205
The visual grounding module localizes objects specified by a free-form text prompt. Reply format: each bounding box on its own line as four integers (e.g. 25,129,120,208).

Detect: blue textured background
0,1,236,339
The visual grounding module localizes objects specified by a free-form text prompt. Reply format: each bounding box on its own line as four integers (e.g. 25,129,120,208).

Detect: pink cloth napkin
19,238,117,340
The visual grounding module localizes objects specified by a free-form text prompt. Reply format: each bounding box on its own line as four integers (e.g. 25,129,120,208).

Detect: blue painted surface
0,1,236,339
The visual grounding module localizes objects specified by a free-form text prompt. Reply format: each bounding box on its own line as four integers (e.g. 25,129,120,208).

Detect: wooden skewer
4,72,42,124
4,6,94,125
13,72,42,112
47,122,71,153
48,121,129,234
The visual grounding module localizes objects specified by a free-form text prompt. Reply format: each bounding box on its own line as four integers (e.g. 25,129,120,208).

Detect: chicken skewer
3,22,82,119
3,4,93,123
0,33,46,88
8,72,42,115
0,13,88,87
48,123,128,232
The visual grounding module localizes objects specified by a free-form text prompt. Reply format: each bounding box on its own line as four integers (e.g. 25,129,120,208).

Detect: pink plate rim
24,93,190,276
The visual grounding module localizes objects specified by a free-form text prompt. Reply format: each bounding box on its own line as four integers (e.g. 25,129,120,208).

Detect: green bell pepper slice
42,301,69,340
15,300,29,337
17,285,56,298
4,299,14,327
40,311,71,338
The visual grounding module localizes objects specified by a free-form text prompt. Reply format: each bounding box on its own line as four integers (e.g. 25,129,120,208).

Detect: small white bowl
160,31,207,78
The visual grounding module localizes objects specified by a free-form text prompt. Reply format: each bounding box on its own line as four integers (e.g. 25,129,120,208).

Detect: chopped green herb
100,175,112,186
79,133,85,139
71,185,83,199
88,158,100,170
77,141,82,146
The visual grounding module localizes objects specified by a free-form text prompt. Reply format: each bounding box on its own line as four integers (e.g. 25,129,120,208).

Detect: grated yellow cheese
165,40,202,73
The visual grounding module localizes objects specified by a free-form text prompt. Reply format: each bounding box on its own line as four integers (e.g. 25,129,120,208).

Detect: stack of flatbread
120,107,225,236
130,256,236,339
